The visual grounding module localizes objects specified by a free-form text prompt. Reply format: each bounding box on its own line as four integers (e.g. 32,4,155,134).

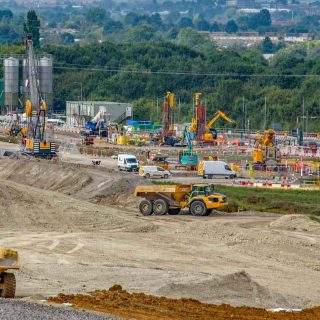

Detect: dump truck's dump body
0,248,19,272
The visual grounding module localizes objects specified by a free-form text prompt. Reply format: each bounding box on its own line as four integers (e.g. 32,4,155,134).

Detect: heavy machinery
135,184,227,216
253,129,280,165
189,93,206,140
146,151,170,170
0,247,19,298
177,127,199,169
24,34,56,158
4,123,28,139
162,92,178,146
202,110,236,143
81,111,108,138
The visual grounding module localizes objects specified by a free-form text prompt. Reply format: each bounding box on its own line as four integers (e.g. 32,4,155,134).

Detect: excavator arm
205,110,236,132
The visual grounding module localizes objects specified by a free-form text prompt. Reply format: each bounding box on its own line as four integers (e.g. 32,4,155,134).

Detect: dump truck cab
135,183,227,216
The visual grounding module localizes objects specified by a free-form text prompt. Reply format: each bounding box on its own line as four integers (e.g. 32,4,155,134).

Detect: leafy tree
124,12,139,26
85,8,106,25
178,17,194,29
148,13,164,29
24,10,40,47
225,20,238,33
259,9,272,26
210,22,220,32
195,18,210,31
248,9,271,29
103,20,123,34
262,36,273,53
0,10,13,20
126,24,155,42
60,33,75,45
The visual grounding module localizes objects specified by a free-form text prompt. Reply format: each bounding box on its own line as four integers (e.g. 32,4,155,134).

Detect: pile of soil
157,271,296,308
0,158,147,209
269,215,320,234
0,178,153,232
49,285,320,320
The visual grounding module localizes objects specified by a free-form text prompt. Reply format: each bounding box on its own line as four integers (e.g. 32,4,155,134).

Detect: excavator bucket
0,248,19,271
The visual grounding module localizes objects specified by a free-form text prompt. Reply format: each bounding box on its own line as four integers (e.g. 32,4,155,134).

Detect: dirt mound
49,285,320,320
0,178,152,232
269,215,320,234
0,159,147,209
157,271,297,309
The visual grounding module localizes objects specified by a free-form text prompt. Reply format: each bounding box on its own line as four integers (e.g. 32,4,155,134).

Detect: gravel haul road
0,299,121,320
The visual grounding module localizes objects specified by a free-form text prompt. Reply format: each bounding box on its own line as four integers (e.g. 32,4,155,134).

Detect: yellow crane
202,110,236,142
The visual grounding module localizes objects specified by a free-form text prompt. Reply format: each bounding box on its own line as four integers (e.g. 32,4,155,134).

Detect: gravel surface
0,299,122,320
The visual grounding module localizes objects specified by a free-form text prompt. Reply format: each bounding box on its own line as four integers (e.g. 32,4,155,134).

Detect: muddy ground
0,157,319,315
49,285,320,320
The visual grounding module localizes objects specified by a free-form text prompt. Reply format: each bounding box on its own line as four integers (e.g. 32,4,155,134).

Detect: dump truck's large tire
0,273,16,298
168,208,181,215
190,201,207,216
153,199,168,215
139,200,153,216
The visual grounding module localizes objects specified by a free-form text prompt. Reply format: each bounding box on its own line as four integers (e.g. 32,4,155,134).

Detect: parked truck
198,160,237,179
0,247,19,298
135,183,227,216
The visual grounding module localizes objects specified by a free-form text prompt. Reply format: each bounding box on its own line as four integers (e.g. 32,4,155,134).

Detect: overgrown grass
309,215,320,223
215,185,320,215
0,136,18,144
151,180,320,215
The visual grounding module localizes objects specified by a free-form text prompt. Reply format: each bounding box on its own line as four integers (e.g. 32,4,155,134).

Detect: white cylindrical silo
4,57,19,111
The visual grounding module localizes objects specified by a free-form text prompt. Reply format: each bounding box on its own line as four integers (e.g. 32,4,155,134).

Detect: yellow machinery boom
135,184,227,216
202,110,236,142
0,247,19,298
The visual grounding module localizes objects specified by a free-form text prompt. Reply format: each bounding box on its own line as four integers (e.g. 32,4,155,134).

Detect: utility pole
156,98,159,123
242,96,245,131
302,97,305,133
264,96,267,130
306,109,308,136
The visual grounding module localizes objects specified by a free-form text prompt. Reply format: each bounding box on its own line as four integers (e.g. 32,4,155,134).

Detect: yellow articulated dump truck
0,248,19,298
135,184,227,216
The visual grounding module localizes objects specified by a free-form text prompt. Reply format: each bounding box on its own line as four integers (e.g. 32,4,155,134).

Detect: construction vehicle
177,127,198,170
162,92,178,146
253,129,280,165
0,247,19,298
135,183,227,216
4,123,28,139
23,34,56,158
146,151,170,170
81,111,108,138
202,110,236,143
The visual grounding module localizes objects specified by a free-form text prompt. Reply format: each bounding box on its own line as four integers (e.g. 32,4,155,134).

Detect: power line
52,64,320,78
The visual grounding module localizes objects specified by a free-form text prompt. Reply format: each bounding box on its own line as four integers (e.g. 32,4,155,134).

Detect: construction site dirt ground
0,156,319,318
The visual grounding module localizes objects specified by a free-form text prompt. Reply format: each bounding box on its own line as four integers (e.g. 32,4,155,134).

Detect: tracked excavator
23,34,56,158
202,110,236,143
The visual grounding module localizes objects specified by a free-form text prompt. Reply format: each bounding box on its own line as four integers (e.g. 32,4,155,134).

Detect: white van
139,166,171,179
200,161,236,179
118,154,139,172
